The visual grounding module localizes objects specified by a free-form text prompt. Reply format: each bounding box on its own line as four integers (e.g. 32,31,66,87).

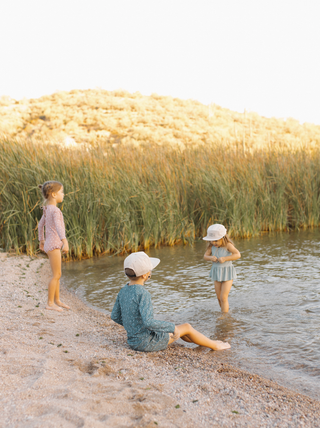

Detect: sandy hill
1,89,320,151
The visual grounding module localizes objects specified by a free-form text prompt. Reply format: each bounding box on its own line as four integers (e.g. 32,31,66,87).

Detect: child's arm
139,292,175,333
111,294,123,326
53,209,69,253
38,214,45,250
53,209,66,240
204,246,218,262
218,243,241,263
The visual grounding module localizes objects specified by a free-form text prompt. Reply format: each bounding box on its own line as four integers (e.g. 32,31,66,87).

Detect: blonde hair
206,233,234,250
38,181,63,204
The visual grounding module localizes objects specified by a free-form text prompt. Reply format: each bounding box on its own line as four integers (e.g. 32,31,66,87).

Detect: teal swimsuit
209,246,237,282
111,283,175,352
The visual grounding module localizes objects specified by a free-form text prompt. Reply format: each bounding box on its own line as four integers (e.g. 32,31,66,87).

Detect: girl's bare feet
55,301,70,309
46,303,63,312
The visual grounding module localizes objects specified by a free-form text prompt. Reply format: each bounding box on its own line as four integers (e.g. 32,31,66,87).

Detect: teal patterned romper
111,284,175,352
209,246,237,282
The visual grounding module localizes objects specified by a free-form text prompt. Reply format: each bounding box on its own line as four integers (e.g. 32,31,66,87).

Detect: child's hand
218,257,226,263
61,239,69,253
39,241,45,251
211,256,218,262
171,326,180,340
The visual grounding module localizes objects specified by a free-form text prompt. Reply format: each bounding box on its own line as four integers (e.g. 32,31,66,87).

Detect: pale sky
1,0,320,124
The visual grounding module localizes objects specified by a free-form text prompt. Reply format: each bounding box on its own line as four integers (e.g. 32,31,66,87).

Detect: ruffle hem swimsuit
38,205,66,253
209,246,237,282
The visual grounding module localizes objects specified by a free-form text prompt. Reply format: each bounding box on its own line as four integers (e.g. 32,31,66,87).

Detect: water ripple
63,229,320,399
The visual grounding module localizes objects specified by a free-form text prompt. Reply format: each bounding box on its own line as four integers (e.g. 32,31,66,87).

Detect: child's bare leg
169,323,230,350
214,281,222,307
54,279,70,309
220,280,233,313
180,335,192,343
47,249,63,312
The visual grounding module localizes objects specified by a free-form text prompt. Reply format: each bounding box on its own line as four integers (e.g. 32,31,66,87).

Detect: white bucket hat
203,224,227,241
124,251,160,277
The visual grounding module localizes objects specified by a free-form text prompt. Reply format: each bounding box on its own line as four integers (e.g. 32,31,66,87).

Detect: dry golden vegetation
1,139,320,259
1,89,320,151
1,89,320,258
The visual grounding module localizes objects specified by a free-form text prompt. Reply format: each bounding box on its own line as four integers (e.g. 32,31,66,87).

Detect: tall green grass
1,138,320,259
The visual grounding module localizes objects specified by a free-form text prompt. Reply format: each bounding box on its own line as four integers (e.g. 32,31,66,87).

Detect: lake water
63,230,320,399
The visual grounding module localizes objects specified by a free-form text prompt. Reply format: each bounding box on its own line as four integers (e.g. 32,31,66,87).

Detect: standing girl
38,181,70,312
203,224,241,313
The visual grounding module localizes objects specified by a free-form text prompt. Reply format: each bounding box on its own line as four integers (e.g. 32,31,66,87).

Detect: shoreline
64,259,318,403
1,253,320,427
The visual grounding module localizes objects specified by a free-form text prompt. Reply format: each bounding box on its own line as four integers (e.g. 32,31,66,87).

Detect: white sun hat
203,224,227,241
124,251,160,276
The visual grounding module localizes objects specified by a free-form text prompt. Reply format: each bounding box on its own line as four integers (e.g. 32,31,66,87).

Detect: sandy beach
1,253,320,428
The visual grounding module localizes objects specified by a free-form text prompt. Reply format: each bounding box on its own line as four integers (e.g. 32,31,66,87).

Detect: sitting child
111,251,230,352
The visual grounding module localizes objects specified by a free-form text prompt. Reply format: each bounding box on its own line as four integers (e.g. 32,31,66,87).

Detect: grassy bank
1,138,320,259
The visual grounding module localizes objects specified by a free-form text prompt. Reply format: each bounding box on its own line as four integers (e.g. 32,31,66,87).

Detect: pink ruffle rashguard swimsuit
38,205,66,253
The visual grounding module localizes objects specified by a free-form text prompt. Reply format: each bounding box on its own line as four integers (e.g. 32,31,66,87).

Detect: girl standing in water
203,224,241,313
38,181,70,312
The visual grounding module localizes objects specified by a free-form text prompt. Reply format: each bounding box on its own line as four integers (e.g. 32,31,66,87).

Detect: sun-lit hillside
1,89,320,151
2,89,320,257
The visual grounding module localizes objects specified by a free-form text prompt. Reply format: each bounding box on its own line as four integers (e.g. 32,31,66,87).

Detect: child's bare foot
46,303,63,312
211,340,231,351
55,301,70,309
217,312,230,320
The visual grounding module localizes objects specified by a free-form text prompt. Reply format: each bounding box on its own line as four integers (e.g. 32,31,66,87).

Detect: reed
1,138,320,259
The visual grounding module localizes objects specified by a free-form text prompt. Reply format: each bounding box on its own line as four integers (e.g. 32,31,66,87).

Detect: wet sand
1,252,320,428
